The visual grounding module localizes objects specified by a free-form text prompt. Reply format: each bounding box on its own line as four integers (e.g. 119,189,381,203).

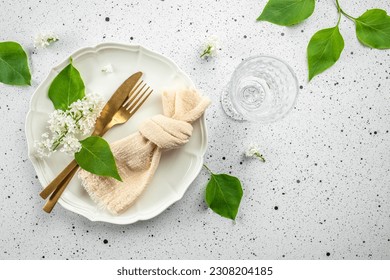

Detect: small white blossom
70,93,105,134
34,93,104,158
245,143,265,162
34,32,59,48
200,35,219,59
34,133,54,158
101,64,113,73
48,110,66,134
59,134,82,155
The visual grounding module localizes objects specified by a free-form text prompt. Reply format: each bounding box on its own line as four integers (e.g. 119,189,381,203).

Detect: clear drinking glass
221,55,298,123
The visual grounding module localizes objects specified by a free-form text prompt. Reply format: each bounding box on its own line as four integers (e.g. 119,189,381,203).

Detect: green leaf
205,173,243,220
48,62,85,111
307,26,344,81
257,0,315,26
355,9,390,49
0,41,31,86
75,136,122,181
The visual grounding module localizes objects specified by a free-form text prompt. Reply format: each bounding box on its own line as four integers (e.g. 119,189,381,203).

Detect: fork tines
123,80,153,113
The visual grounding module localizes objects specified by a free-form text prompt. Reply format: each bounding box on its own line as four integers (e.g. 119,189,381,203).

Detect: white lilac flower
34,133,54,158
200,35,219,59
245,143,265,162
70,93,105,134
101,64,113,73
34,93,104,158
59,134,82,155
48,110,67,134
34,32,59,48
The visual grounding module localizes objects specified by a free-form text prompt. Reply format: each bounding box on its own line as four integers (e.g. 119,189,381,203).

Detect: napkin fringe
78,173,115,213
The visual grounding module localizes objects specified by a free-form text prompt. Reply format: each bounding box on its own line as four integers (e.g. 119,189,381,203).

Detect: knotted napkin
78,89,211,214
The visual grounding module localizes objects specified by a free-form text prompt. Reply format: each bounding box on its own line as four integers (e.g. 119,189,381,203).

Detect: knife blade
92,71,143,136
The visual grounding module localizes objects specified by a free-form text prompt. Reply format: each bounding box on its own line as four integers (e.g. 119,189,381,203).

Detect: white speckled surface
1,0,389,260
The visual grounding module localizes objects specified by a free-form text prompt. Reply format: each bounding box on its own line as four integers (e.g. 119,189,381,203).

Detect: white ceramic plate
26,42,207,224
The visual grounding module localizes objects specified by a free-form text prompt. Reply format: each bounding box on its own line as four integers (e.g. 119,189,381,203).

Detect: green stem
336,0,341,26
255,152,266,162
203,164,214,174
47,37,58,43
51,113,84,151
335,0,356,22
52,131,68,150
200,46,211,58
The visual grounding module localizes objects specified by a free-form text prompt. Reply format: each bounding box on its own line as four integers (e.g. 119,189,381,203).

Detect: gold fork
41,81,153,213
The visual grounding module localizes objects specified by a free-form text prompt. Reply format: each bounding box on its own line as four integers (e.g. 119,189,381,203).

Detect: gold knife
39,71,143,200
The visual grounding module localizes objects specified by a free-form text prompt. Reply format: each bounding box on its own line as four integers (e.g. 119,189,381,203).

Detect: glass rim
228,54,299,123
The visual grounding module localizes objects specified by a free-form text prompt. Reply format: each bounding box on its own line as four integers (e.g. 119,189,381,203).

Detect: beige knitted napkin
78,89,211,214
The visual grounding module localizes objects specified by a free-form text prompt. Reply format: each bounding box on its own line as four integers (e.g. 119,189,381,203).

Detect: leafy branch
47,61,121,181
258,0,390,80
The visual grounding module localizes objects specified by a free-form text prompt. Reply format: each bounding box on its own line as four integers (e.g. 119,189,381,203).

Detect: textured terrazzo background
1,0,389,259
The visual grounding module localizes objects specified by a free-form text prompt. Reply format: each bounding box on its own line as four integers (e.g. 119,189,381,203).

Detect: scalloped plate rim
25,42,208,224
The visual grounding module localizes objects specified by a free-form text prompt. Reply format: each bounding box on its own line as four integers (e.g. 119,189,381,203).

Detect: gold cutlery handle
43,166,79,213
39,122,103,201
39,159,79,199
39,127,103,212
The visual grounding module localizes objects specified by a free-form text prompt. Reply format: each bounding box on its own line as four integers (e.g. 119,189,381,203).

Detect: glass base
221,86,246,121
